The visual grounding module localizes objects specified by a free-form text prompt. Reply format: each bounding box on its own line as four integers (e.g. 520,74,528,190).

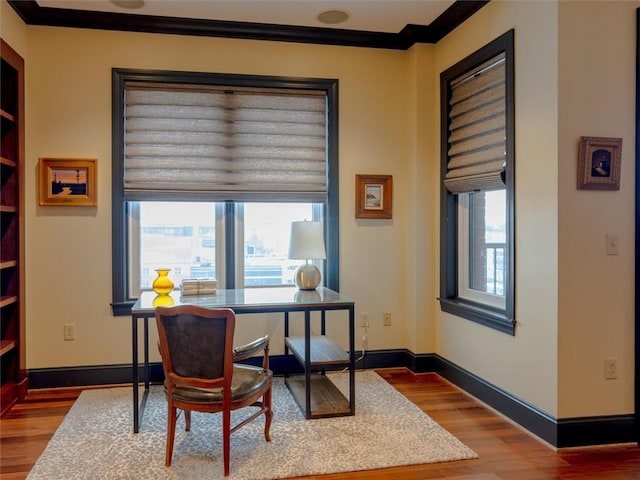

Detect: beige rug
27,371,477,479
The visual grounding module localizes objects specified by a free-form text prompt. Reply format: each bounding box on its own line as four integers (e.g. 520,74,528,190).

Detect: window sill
439,297,515,335
111,301,134,317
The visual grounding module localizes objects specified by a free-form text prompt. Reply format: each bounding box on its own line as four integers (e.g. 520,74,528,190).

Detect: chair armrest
233,335,269,362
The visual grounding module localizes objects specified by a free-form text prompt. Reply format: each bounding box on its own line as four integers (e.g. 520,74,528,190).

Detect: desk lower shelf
285,374,352,418
284,335,353,418
285,335,349,366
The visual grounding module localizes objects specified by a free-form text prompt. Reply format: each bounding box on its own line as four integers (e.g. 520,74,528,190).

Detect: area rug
27,371,477,479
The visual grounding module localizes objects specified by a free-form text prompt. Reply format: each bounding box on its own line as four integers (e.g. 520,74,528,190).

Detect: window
111,70,339,314
439,30,515,335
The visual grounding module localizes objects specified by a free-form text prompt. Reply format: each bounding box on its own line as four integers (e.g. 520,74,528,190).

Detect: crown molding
7,0,489,50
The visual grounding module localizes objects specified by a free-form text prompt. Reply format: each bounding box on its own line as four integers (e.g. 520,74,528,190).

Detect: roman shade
123,82,328,202
445,53,506,194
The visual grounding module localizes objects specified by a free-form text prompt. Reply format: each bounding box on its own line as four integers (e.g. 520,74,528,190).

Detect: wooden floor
2,368,640,479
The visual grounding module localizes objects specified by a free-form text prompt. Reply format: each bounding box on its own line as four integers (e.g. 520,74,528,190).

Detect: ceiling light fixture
110,0,145,9
316,9,350,25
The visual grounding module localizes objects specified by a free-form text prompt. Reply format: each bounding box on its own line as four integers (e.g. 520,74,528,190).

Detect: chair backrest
156,306,236,383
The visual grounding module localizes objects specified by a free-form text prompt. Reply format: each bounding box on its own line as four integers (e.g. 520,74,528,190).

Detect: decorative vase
152,268,174,295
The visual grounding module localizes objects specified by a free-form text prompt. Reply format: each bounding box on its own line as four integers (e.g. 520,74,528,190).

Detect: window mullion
224,201,236,289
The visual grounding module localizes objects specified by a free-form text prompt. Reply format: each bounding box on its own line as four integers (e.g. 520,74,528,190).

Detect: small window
439,30,515,335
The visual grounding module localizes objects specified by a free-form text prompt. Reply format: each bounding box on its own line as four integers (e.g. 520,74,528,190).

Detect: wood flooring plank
1,368,640,479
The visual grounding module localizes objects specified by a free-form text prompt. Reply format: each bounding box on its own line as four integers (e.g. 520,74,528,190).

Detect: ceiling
8,0,489,49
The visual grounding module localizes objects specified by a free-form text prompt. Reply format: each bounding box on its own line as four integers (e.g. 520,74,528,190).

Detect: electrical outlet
383,312,391,326
63,323,75,341
604,357,617,380
360,312,370,328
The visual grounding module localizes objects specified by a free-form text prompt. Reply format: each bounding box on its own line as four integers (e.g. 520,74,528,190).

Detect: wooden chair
155,305,273,476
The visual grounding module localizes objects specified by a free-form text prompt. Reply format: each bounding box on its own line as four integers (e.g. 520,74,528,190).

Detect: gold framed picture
38,158,97,206
577,136,622,191
355,174,392,219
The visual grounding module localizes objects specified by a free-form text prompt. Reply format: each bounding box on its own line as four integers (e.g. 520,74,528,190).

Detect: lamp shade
288,221,326,260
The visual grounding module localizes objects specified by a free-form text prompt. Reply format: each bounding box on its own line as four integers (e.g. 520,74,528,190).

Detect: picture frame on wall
577,136,622,191
38,158,97,206
355,174,392,219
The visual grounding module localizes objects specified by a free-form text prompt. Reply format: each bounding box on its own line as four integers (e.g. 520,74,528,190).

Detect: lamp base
293,264,322,290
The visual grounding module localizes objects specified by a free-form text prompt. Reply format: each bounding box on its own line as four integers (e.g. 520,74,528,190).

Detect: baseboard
557,415,636,448
27,349,636,447
428,355,636,448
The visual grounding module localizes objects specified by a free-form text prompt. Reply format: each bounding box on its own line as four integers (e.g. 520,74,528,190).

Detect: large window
439,30,515,335
111,70,339,314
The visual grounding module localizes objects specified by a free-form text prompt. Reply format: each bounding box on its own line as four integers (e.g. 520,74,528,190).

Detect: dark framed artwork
39,158,97,206
355,174,392,219
577,136,622,190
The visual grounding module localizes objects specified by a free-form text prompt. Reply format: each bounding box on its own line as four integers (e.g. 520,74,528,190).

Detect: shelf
285,335,350,367
0,108,15,123
0,296,17,308
285,374,352,418
0,339,16,356
1,37,25,417
0,157,16,168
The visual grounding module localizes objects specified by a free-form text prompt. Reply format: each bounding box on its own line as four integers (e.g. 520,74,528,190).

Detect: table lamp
288,220,326,290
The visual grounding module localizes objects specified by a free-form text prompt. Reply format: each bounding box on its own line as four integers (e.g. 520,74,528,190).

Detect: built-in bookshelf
1,38,26,416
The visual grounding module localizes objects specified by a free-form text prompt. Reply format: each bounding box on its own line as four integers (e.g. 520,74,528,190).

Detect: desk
130,287,355,433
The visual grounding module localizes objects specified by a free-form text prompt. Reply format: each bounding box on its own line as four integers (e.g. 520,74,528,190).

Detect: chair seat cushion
168,364,272,405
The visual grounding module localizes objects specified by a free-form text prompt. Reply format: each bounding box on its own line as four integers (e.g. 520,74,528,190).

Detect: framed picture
355,174,392,219
577,136,622,190
38,158,97,206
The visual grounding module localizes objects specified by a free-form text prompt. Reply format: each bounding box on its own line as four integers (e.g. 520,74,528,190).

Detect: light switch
606,234,619,256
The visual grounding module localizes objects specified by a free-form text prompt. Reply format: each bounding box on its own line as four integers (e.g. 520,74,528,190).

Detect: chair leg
264,388,273,442
184,409,191,431
165,403,177,467
223,409,231,476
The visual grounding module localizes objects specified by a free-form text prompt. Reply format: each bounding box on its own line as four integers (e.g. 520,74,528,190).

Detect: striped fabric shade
445,53,506,194
123,83,328,202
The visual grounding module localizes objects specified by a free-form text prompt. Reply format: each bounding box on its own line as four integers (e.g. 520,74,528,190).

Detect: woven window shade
445,53,506,194
123,83,328,202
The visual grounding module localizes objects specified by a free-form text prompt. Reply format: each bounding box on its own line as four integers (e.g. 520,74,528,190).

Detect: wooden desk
130,287,355,432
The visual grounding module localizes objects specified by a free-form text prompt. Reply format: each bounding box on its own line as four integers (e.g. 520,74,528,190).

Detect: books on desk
181,279,216,296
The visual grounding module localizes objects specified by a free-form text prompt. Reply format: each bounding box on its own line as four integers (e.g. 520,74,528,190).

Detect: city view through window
138,202,314,290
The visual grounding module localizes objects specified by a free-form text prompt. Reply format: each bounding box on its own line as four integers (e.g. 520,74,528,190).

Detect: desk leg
283,312,290,380
349,305,355,415
144,317,149,389
132,315,139,433
304,309,311,418
132,314,151,434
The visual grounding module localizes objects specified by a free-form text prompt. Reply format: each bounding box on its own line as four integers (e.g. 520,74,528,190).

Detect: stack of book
181,279,217,296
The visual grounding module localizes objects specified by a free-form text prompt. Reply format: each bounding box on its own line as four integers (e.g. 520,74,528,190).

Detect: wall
557,1,637,417
434,1,561,417
434,0,638,420
1,1,27,56
19,18,414,368
3,0,637,423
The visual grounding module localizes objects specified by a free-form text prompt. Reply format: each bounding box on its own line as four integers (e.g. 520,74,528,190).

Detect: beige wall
434,0,561,417
557,1,637,417
1,0,637,422
1,1,27,56
9,8,414,367
434,0,637,419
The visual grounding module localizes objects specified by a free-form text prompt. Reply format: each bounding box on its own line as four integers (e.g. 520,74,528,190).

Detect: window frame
439,30,516,335
111,69,339,315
